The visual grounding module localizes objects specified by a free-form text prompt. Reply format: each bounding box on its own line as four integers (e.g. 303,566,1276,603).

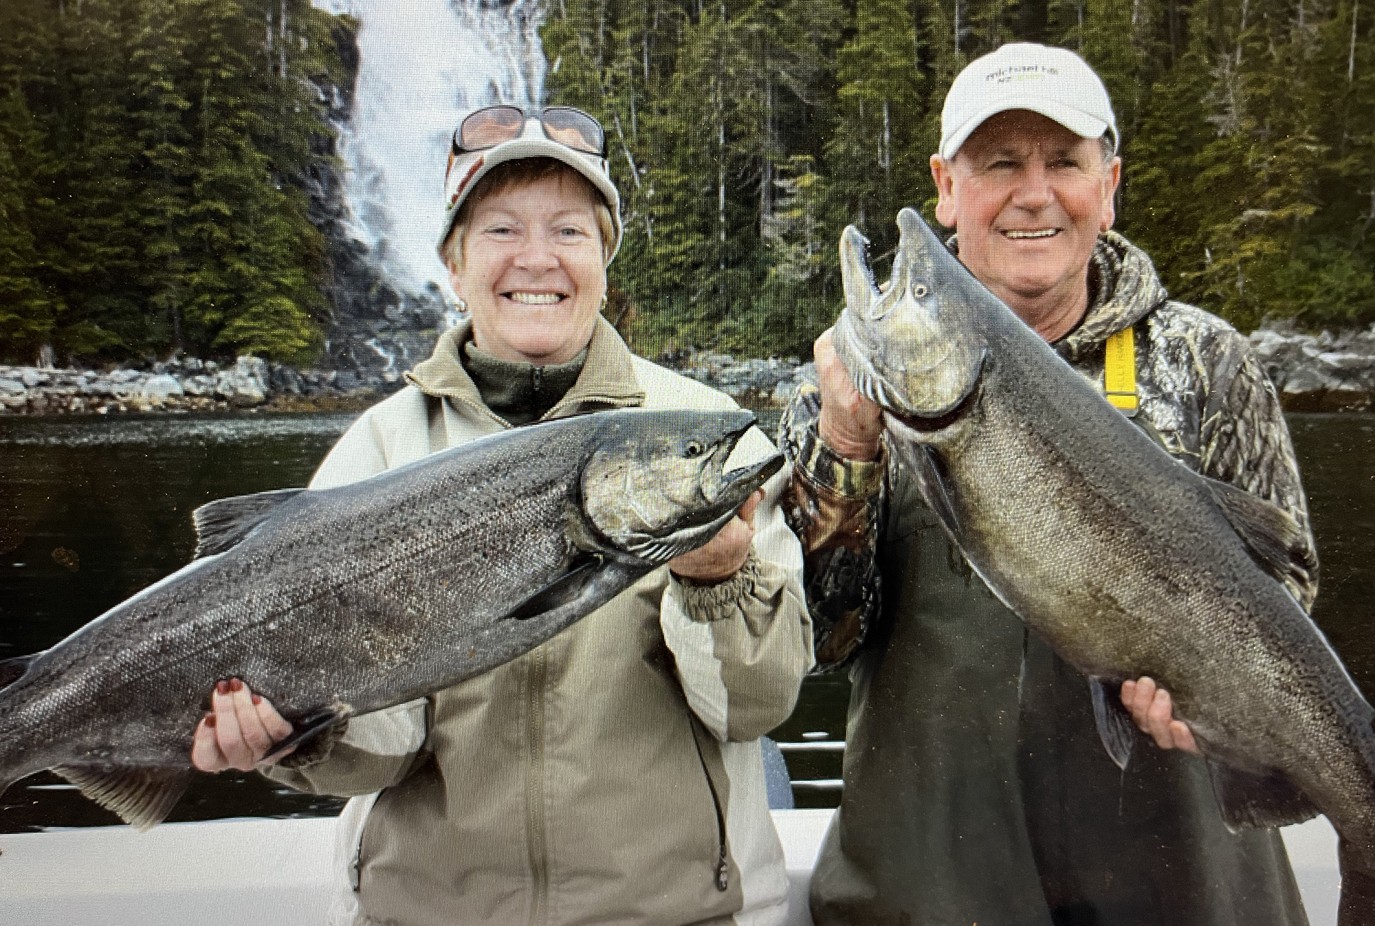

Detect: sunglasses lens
541,108,604,155
459,105,525,150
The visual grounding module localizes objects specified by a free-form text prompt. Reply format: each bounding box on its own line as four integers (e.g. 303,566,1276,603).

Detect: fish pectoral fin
1338,842,1375,922
263,707,350,765
191,488,306,558
1204,759,1320,832
891,441,960,536
1089,677,1136,771
1203,479,1316,592
504,555,605,622
0,654,37,691
53,764,189,831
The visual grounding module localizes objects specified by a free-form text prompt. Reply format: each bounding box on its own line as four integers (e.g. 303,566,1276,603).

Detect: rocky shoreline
2,325,1374,417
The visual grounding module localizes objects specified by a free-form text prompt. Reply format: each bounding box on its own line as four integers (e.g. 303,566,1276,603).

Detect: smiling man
780,43,1318,926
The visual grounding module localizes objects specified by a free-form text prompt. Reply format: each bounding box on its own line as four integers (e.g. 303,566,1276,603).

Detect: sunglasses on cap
452,105,607,159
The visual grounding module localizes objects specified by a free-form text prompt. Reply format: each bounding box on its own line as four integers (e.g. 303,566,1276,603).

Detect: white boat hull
0,811,1339,925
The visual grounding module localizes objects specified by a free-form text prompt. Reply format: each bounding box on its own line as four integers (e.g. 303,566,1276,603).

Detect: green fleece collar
462,341,586,426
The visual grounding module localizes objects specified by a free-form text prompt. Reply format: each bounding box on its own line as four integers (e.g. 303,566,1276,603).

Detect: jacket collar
1058,231,1169,359
404,316,646,419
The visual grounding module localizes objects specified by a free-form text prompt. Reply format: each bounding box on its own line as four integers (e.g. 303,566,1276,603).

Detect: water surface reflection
0,411,1369,828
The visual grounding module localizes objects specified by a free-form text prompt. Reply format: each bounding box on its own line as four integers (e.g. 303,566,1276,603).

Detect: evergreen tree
0,88,55,361
48,0,148,360
128,0,195,355
822,0,925,253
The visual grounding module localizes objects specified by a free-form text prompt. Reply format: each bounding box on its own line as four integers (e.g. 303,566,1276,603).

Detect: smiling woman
444,161,611,365
182,103,814,926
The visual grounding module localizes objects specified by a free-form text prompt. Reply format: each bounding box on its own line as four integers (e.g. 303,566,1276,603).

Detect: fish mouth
883,359,985,433
621,450,781,565
715,451,784,509
691,424,784,527
833,310,987,428
579,410,784,566
833,208,990,429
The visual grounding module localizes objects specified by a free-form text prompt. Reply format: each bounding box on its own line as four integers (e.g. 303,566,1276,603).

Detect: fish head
833,207,990,430
578,409,784,565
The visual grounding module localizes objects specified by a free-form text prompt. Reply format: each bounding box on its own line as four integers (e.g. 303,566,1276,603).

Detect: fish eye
683,440,705,458
912,284,928,298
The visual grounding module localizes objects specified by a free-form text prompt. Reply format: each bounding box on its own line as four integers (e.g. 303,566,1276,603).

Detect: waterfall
313,0,548,299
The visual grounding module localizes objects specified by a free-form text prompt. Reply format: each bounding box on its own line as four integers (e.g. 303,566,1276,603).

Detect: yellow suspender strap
1104,327,1139,415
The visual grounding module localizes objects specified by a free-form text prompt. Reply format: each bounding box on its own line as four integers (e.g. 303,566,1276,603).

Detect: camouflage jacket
781,230,1318,672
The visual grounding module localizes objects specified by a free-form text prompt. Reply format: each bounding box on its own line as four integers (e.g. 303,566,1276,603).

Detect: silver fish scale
838,210,1375,903
913,325,1373,821
0,418,634,780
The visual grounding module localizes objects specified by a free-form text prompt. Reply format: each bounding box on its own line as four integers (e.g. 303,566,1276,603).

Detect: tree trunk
1351,0,1360,84
761,78,774,239
280,0,288,78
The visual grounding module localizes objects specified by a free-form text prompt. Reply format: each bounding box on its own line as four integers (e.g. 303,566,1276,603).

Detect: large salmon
0,408,782,829
832,208,1375,925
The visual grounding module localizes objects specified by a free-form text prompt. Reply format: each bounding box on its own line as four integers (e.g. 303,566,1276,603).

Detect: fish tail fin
54,765,190,831
0,654,37,693
1338,839,1375,926
0,656,40,802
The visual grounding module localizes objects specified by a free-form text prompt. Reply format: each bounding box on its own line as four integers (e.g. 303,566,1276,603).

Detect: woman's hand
668,489,763,583
1121,676,1200,755
190,678,295,772
814,329,883,462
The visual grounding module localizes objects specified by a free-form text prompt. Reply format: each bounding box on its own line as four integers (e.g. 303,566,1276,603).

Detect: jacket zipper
525,648,549,925
687,716,730,892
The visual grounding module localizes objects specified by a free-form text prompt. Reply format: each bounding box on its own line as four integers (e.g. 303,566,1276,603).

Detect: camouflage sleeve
778,383,886,672
1196,327,1319,611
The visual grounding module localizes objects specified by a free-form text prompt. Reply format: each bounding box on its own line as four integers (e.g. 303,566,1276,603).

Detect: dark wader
808,473,1309,926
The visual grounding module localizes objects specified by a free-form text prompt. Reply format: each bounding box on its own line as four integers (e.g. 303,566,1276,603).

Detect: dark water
0,412,1369,829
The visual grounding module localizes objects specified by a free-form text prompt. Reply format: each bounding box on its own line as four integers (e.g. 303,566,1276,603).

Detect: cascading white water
312,0,547,298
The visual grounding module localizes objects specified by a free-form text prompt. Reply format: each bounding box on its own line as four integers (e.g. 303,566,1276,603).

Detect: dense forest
544,0,1375,356
0,0,1372,365
0,0,348,366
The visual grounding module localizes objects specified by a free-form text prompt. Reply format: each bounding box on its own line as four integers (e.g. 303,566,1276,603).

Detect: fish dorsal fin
191,488,304,558
1089,677,1136,772
53,764,190,831
1203,479,1316,590
0,654,36,691
1203,759,1319,832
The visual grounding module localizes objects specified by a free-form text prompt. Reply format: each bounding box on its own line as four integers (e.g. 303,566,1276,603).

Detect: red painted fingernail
230,678,244,693
251,693,262,705
216,680,230,695
205,714,216,729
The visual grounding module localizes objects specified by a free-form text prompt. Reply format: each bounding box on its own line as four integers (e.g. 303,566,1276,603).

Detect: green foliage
544,0,1375,356
0,82,58,362
0,0,339,365
2,0,1372,367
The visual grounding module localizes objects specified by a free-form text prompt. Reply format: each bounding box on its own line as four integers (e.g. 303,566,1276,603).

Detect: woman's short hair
440,158,616,272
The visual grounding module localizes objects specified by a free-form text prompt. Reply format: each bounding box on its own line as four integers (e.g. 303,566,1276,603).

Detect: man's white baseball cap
939,43,1118,159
